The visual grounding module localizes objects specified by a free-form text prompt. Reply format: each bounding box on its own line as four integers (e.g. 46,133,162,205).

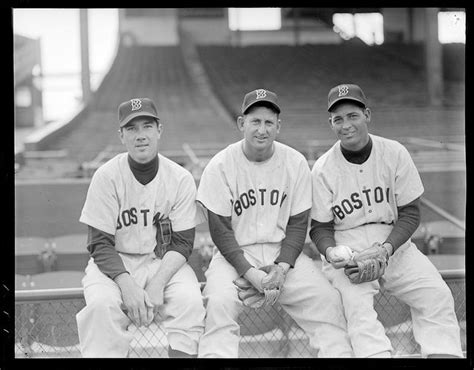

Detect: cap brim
328,97,366,112
242,100,281,114
120,112,159,127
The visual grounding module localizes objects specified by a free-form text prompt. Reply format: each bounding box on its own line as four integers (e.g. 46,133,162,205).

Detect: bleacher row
198,44,426,116
21,41,464,180
43,45,240,167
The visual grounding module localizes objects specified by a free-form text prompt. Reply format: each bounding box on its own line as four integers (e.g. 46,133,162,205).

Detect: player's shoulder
274,141,307,163
371,134,407,154
311,141,339,172
93,152,127,179
158,153,194,180
206,141,241,167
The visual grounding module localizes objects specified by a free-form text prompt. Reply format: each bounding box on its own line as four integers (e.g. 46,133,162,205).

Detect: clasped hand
116,274,164,327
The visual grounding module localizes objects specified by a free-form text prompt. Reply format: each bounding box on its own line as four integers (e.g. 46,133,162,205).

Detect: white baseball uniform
311,134,462,357
76,152,205,357
196,140,353,358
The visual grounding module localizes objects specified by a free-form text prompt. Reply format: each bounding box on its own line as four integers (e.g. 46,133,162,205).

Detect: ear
276,119,281,134
118,128,125,144
364,107,371,123
157,121,163,137
327,116,333,128
237,116,245,132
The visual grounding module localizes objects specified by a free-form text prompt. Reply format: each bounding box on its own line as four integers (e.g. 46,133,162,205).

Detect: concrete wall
411,8,428,43
382,7,428,43
181,17,340,45
118,8,179,46
180,18,231,44
118,9,340,46
15,180,91,238
230,28,341,46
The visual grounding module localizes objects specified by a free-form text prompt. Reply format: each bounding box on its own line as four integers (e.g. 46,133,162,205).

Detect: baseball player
76,97,205,358
310,84,463,358
196,88,353,358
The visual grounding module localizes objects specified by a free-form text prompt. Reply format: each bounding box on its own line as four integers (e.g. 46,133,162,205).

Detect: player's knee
173,287,205,311
85,294,121,317
315,285,351,318
425,284,456,314
318,282,344,303
204,291,237,313
339,291,376,321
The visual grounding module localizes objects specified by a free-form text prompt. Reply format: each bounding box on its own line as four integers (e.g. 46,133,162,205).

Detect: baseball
332,245,354,262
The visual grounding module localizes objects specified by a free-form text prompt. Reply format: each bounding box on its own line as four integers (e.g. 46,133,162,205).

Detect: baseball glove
260,264,286,291
344,242,390,284
233,276,280,308
153,215,172,258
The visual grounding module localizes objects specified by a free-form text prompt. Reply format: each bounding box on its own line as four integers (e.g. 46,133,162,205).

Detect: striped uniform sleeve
168,171,199,232
197,156,233,217
80,167,119,235
394,144,424,206
310,160,335,223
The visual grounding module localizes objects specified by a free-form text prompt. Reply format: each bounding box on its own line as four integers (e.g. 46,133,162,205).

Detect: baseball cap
241,88,281,114
327,84,368,112
118,97,159,128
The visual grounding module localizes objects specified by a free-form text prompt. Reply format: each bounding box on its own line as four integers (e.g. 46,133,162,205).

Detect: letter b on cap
338,85,349,97
131,99,142,111
255,89,267,99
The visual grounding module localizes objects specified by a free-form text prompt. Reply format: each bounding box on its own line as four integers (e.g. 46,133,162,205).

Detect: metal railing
15,270,465,358
420,197,465,232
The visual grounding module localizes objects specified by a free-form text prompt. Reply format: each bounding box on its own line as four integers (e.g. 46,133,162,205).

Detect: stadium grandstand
14,8,465,358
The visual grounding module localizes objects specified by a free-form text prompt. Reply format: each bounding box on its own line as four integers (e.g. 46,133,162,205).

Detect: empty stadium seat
42,45,240,169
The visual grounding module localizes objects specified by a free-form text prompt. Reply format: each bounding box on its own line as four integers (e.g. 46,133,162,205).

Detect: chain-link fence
15,272,465,358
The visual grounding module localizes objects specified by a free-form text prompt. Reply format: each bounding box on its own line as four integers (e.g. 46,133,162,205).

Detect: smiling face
119,116,162,163
237,105,281,161
329,101,371,151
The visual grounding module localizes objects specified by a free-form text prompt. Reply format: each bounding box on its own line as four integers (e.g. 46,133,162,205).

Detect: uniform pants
323,242,463,358
198,243,353,358
76,253,206,357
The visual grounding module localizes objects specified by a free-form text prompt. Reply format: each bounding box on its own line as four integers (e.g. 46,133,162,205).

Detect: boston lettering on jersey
116,207,152,230
231,188,288,216
332,186,390,220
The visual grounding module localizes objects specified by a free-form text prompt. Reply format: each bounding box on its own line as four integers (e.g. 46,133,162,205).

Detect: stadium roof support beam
424,8,443,106
292,7,300,46
79,9,91,104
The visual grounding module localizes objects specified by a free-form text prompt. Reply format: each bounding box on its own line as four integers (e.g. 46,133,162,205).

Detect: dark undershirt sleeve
163,228,195,261
384,197,421,251
309,219,336,258
274,210,309,267
208,210,253,277
87,226,128,280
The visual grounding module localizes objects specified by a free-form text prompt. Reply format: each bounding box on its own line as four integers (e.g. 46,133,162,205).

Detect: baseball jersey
311,134,424,250
197,140,311,247
80,153,198,255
